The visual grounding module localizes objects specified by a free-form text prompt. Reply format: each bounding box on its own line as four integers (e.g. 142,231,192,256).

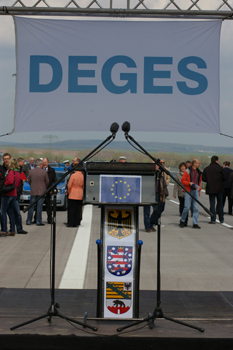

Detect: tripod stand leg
117,315,151,332
117,309,205,333
164,315,205,333
10,314,49,331
152,307,205,333
11,304,98,332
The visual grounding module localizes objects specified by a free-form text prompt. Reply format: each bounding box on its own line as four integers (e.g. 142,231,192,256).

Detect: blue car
19,168,68,210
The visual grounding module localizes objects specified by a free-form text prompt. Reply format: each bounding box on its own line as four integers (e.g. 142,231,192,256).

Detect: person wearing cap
63,160,70,170
63,160,70,166
119,156,126,163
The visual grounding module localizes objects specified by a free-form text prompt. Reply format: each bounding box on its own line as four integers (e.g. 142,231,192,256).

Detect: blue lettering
177,56,208,95
29,55,208,96
30,55,62,93
102,56,137,94
68,56,97,93
144,57,173,94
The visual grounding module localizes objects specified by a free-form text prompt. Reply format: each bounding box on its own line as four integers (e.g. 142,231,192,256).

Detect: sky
1,0,233,148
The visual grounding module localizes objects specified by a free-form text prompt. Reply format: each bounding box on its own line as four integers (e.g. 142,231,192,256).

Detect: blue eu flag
100,175,141,203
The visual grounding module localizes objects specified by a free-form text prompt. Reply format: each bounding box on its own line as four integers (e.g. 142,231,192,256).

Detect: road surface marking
59,204,93,289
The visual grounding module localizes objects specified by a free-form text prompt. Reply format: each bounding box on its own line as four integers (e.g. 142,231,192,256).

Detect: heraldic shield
107,246,133,277
107,209,133,239
106,282,132,315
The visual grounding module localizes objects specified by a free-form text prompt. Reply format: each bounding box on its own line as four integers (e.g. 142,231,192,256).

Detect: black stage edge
0,289,233,350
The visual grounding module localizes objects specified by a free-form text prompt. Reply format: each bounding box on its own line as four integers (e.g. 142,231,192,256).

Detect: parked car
52,169,68,210
19,168,68,211
49,162,67,169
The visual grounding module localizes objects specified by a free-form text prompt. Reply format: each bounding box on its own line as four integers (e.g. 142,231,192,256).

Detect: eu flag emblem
100,175,141,203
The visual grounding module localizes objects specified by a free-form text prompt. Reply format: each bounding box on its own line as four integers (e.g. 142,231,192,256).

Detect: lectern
84,162,156,319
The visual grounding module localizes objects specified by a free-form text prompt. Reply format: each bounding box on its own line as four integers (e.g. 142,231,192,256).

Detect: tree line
2,146,233,171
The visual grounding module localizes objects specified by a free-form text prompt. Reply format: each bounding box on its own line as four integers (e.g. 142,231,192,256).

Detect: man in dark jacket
202,155,225,224
0,164,5,212
0,153,11,185
42,158,56,224
0,153,11,222
2,153,11,175
222,161,233,215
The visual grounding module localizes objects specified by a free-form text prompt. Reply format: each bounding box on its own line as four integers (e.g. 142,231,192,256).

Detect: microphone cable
84,122,119,162
84,137,115,162
122,121,147,156
125,136,147,156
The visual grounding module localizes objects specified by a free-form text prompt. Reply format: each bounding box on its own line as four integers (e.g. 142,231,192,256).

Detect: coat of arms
106,282,132,315
107,209,133,239
107,246,133,276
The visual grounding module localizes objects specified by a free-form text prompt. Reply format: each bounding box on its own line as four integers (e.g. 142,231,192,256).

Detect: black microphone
110,122,119,136
122,121,130,135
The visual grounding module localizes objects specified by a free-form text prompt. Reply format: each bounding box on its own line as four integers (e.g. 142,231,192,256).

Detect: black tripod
118,171,204,333
117,122,211,333
11,123,120,331
11,189,97,331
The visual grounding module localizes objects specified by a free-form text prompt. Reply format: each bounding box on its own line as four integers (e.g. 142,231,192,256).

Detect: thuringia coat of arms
107,246,133,276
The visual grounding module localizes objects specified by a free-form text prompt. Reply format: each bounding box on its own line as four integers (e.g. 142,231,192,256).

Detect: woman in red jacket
1,158,21,236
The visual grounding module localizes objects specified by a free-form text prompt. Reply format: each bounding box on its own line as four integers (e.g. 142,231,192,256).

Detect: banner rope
220,133,233,139
0,132,12,137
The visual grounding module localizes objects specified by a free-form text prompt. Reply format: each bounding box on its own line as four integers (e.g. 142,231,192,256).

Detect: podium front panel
90,163,154,318
85,174,156,204
101,205,138,318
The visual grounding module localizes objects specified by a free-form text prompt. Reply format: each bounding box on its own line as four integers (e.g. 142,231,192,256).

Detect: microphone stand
124,133,212,217
11,127,118,332
117,131,210,333
23,132,116,208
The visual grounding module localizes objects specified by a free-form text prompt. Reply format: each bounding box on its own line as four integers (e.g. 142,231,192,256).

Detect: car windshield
50,163,66,168
55,172,65,183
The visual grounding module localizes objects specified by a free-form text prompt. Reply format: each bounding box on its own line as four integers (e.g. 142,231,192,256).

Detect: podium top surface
85,162,156,174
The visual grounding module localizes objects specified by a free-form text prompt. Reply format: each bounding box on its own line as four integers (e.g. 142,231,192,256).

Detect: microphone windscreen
110,122,119,134
122,121,130,133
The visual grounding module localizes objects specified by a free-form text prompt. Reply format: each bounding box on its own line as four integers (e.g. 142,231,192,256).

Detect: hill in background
0,139,233,154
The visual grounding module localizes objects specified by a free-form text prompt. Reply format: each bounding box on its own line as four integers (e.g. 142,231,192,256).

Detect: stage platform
0,288,233,350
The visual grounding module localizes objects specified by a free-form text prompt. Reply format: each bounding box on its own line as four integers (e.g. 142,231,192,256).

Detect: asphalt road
1,184,233,293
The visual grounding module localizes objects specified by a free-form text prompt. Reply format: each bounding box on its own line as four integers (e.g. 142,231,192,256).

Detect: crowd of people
0,153,28,236
144,155,232,232
0,153,85,236
0,152,232,236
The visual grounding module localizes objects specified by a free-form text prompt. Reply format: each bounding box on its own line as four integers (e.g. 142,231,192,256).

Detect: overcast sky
1,0,233,148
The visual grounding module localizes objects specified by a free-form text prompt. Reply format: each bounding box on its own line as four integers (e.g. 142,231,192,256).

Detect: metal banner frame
1,0,233,19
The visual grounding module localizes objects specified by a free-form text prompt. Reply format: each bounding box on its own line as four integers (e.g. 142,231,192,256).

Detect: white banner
14,17,221,134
